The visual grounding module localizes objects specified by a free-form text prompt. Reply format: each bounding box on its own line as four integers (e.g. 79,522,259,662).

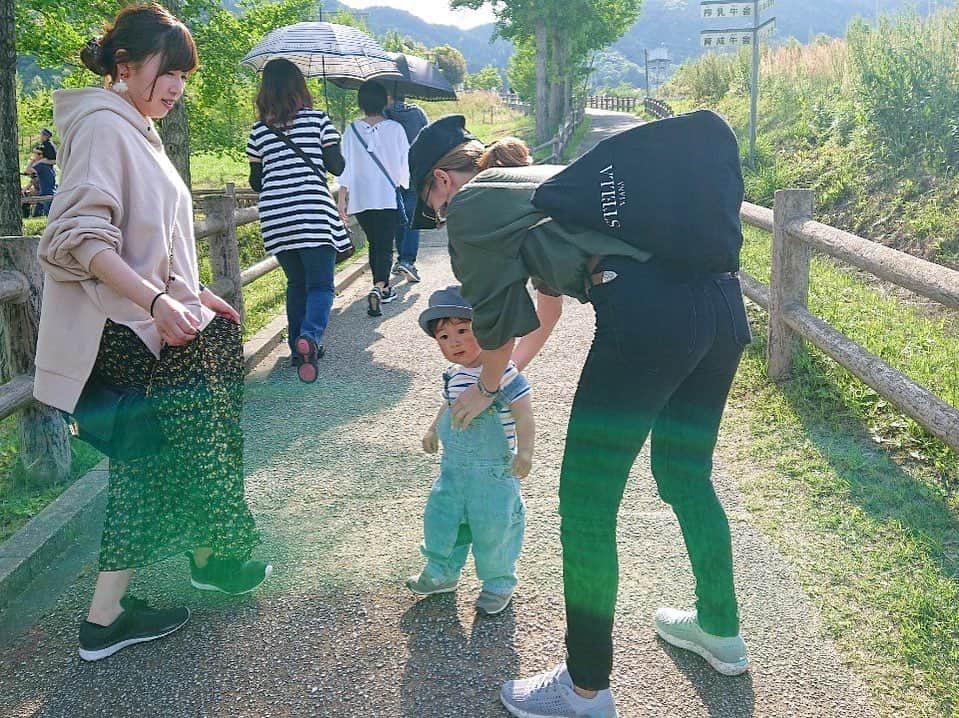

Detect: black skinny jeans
561,256,751,691
356,209,400,286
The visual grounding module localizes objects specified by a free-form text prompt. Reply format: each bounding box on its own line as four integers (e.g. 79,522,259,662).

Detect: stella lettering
599,164,622,228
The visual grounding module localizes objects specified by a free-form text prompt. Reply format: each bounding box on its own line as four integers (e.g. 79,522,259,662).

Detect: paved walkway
0,110,875,717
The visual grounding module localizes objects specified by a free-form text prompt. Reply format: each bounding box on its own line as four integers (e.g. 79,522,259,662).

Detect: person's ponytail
80,38,109,76
477,137,532,171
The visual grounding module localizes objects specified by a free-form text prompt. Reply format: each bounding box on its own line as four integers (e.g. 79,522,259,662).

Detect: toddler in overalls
407,285,535,615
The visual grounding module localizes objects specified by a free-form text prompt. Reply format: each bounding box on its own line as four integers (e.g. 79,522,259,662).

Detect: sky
339,0,497,29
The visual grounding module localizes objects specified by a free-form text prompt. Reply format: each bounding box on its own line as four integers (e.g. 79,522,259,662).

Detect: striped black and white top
246,109,350,255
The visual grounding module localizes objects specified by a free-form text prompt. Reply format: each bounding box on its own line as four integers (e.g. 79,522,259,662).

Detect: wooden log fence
739,188,959,454
532,105,586,165
643,97,674,119
0,182,364,482
585,95,641,113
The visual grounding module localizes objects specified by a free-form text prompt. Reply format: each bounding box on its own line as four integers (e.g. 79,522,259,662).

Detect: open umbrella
329,52,457,101
241,22,403,85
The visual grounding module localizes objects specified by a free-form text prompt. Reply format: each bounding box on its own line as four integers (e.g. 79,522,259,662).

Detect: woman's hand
200,288,241,324
450,384,494,429
153,294,201,346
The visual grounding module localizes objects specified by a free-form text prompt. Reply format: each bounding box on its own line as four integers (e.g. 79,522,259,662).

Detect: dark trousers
561,256,751,691
356,209,400,286
394,187,421,264
275,245,336,352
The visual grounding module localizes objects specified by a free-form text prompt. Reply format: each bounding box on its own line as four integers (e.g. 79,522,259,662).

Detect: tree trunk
547,31,565,139
534,20,549,144
158,98,192,189
0,0,22,240
0,0,23,385
158,0,191,188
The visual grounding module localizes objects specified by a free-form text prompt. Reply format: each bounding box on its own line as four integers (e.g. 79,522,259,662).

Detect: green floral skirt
92,316,259,571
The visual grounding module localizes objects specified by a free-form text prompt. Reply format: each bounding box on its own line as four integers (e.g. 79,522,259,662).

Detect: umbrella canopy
241,22,403,84
329,52,457,101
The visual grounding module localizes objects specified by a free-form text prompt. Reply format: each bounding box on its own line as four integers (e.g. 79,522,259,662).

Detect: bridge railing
740,189,959,453
0,182,364,482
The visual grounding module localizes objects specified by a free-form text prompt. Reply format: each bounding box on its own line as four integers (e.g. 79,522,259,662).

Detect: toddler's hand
422,429,438,454
512,450,532,479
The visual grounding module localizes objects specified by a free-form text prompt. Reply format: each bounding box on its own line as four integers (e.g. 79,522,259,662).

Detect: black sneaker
78,597,189,662
391,261,404,276
189,554,273,595
397,262,421,283
380,286,397,303
367,287,382,317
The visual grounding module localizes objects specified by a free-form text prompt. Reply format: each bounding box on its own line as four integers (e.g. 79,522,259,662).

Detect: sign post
700,0,776,168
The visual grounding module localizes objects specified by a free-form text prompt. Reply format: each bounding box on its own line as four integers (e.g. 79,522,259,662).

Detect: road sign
700,0,774,17
700,17,776,47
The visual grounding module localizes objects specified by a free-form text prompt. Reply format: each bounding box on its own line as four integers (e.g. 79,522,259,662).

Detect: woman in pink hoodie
36,4,270,662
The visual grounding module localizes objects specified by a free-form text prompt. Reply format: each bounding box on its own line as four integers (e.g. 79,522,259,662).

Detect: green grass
0,420,103,542
191,151,250,190
726,224,959,715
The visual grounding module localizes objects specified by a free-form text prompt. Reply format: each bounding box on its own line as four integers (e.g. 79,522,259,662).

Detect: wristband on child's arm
476,377,498,399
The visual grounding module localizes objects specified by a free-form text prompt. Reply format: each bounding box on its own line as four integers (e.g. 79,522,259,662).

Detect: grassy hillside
662,7,959,481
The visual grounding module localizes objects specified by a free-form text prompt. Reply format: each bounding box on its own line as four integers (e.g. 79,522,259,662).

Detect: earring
112,75,128,94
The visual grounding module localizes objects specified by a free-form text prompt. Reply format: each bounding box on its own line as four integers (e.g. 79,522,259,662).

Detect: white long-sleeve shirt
339,118,410,215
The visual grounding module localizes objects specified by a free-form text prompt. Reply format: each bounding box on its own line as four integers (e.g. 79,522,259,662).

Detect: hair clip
85,38,102,58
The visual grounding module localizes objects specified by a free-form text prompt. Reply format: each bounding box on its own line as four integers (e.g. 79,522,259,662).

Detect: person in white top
336,80,410,317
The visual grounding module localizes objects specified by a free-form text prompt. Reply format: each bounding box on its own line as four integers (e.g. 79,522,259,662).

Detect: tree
432,44,467,86
465,64,503,91
452,0,643,142
1,0,22,238
380,29,429,57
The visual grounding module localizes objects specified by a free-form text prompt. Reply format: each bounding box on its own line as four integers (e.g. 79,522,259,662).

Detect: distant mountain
615,0,933,70
318,0,933,83
322,0,512,72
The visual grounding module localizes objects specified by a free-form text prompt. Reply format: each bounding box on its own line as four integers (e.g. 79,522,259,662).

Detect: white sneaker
653,607,749,675
500,663,617,718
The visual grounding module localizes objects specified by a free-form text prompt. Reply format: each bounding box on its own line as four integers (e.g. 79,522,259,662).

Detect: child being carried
407,285,535,616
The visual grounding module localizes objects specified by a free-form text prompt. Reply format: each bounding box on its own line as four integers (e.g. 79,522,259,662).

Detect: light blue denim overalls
420,376,526,595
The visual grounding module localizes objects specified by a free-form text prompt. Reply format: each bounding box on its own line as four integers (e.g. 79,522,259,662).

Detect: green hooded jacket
446,164,651,349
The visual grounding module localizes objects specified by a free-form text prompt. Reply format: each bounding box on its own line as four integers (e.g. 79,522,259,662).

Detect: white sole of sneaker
406,582,458,597
78,609,190,662
477,596,512,616
397,266,420,283
500,695,616,718
191,564,273,595
653,625,749,676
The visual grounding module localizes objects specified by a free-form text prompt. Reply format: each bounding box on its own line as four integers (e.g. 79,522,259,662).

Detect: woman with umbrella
247,58,349,383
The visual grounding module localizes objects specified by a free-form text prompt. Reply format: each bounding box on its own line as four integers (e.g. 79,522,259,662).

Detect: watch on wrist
476,378,497,399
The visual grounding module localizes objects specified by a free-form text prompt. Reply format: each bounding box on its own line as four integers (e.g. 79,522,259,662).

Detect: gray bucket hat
418,285,472,336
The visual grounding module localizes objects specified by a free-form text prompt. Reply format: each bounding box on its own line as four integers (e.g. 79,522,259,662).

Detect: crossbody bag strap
350,122,399,189
265,124,328,185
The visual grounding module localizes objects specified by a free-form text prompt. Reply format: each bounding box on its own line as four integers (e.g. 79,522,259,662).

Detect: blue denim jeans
420,401,525,595
394,187,420,265
561,256,751,690
275,245,336,352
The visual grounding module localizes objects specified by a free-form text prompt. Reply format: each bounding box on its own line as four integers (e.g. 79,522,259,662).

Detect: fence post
768,189,813,381
203,183,245,324
0,237,71,483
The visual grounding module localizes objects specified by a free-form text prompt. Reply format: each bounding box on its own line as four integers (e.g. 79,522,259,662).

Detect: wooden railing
586,95,641,113
532,105,586,165
644,97,674,119
740,189,959,453
0,183,364,482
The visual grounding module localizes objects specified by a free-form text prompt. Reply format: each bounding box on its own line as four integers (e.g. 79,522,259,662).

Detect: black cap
408,114,478,230
418,284,472,336
40,128,52,137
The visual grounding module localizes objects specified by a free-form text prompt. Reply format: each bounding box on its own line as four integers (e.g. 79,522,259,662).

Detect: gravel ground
0,111,875,717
